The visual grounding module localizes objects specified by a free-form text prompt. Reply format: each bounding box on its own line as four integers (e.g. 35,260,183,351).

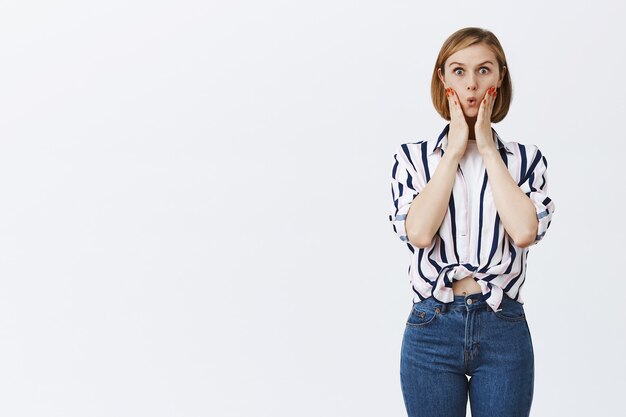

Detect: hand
475,86,499,155
444,87,469,158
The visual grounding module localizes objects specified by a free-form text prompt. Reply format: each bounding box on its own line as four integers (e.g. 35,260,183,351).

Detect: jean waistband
418,292,495,312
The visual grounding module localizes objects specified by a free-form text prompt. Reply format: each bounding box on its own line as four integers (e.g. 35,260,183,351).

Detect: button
466,299,473,305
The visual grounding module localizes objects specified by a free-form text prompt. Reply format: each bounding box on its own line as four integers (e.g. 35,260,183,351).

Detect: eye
453,66,490,75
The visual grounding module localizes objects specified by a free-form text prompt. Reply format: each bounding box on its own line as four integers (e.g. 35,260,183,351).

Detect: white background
0,1,624,416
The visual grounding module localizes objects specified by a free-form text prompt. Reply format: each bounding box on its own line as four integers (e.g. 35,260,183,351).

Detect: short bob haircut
431,27,512,123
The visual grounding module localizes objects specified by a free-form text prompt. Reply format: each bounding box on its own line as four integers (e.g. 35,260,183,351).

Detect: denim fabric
400,291,534,417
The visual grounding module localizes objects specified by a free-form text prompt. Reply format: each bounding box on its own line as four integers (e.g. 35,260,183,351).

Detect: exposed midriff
452,274,482,296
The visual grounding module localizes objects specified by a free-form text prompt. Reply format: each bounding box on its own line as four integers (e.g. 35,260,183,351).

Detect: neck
465,115,477,140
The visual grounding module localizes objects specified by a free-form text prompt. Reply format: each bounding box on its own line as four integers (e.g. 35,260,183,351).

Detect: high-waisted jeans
400,291,534,417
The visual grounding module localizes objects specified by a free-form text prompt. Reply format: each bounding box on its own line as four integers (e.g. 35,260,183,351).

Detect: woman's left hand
475,85,498,155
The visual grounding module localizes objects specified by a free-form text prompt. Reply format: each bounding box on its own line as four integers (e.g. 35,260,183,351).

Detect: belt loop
440,302,448,313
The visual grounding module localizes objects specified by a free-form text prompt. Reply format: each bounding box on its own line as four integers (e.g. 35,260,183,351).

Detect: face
437,42,505,119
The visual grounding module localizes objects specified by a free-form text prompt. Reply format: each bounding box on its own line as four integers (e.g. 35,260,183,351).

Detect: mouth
466,97,477,106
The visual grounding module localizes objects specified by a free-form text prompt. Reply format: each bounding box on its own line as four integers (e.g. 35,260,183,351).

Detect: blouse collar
429,123,514,155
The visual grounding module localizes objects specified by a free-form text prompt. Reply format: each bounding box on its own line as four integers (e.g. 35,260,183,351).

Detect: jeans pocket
406,302,439,327
493,300,526,322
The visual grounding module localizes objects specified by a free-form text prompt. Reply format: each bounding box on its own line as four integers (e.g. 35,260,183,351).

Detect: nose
466,75,477,91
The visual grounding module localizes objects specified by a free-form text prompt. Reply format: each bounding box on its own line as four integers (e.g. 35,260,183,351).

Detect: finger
477,88,488,122
449,88,456,106
482,86,492,106
445,87,456,106
488,86,496,113
489,86,496,106
446,88,461,112
480,86,495,118
445,88,454,113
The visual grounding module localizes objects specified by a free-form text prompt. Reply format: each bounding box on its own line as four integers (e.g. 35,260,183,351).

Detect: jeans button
466,299,473,305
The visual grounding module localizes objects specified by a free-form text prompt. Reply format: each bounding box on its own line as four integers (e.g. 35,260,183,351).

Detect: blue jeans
400,291,534,417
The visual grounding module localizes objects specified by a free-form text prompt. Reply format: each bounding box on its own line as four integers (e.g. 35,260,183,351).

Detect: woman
388,27,556,417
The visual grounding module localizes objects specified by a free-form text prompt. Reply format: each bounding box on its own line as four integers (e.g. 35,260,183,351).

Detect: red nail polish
454,100,457,105
483,99,487,104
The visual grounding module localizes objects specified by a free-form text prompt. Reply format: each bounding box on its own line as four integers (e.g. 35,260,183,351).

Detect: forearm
482,149,538,247
405,150,462,247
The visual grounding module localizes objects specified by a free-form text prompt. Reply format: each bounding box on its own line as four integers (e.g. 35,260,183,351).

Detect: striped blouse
388,123,556,313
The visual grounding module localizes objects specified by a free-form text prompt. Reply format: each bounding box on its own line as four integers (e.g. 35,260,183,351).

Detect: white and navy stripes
388,123,555,313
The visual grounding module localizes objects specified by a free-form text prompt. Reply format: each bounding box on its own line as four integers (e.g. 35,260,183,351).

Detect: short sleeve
388,143,426,245
519,145,556,246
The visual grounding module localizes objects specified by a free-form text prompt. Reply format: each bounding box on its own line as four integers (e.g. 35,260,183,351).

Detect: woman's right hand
444,87,469,158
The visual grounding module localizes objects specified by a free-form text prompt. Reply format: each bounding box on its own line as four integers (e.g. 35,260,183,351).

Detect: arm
405,150,462,248
519,146,556,246
482,145,556,248
482,149,537,247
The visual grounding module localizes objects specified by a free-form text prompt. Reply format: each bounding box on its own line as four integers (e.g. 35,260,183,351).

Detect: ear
437,67,447,87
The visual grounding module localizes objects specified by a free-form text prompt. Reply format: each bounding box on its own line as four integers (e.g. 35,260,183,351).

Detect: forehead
447,43,496,65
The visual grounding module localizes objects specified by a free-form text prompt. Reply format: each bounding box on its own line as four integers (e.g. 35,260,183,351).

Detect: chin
462,110,478,118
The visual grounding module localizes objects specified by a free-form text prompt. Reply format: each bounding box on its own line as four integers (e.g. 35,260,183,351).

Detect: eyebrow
448,60,495,67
